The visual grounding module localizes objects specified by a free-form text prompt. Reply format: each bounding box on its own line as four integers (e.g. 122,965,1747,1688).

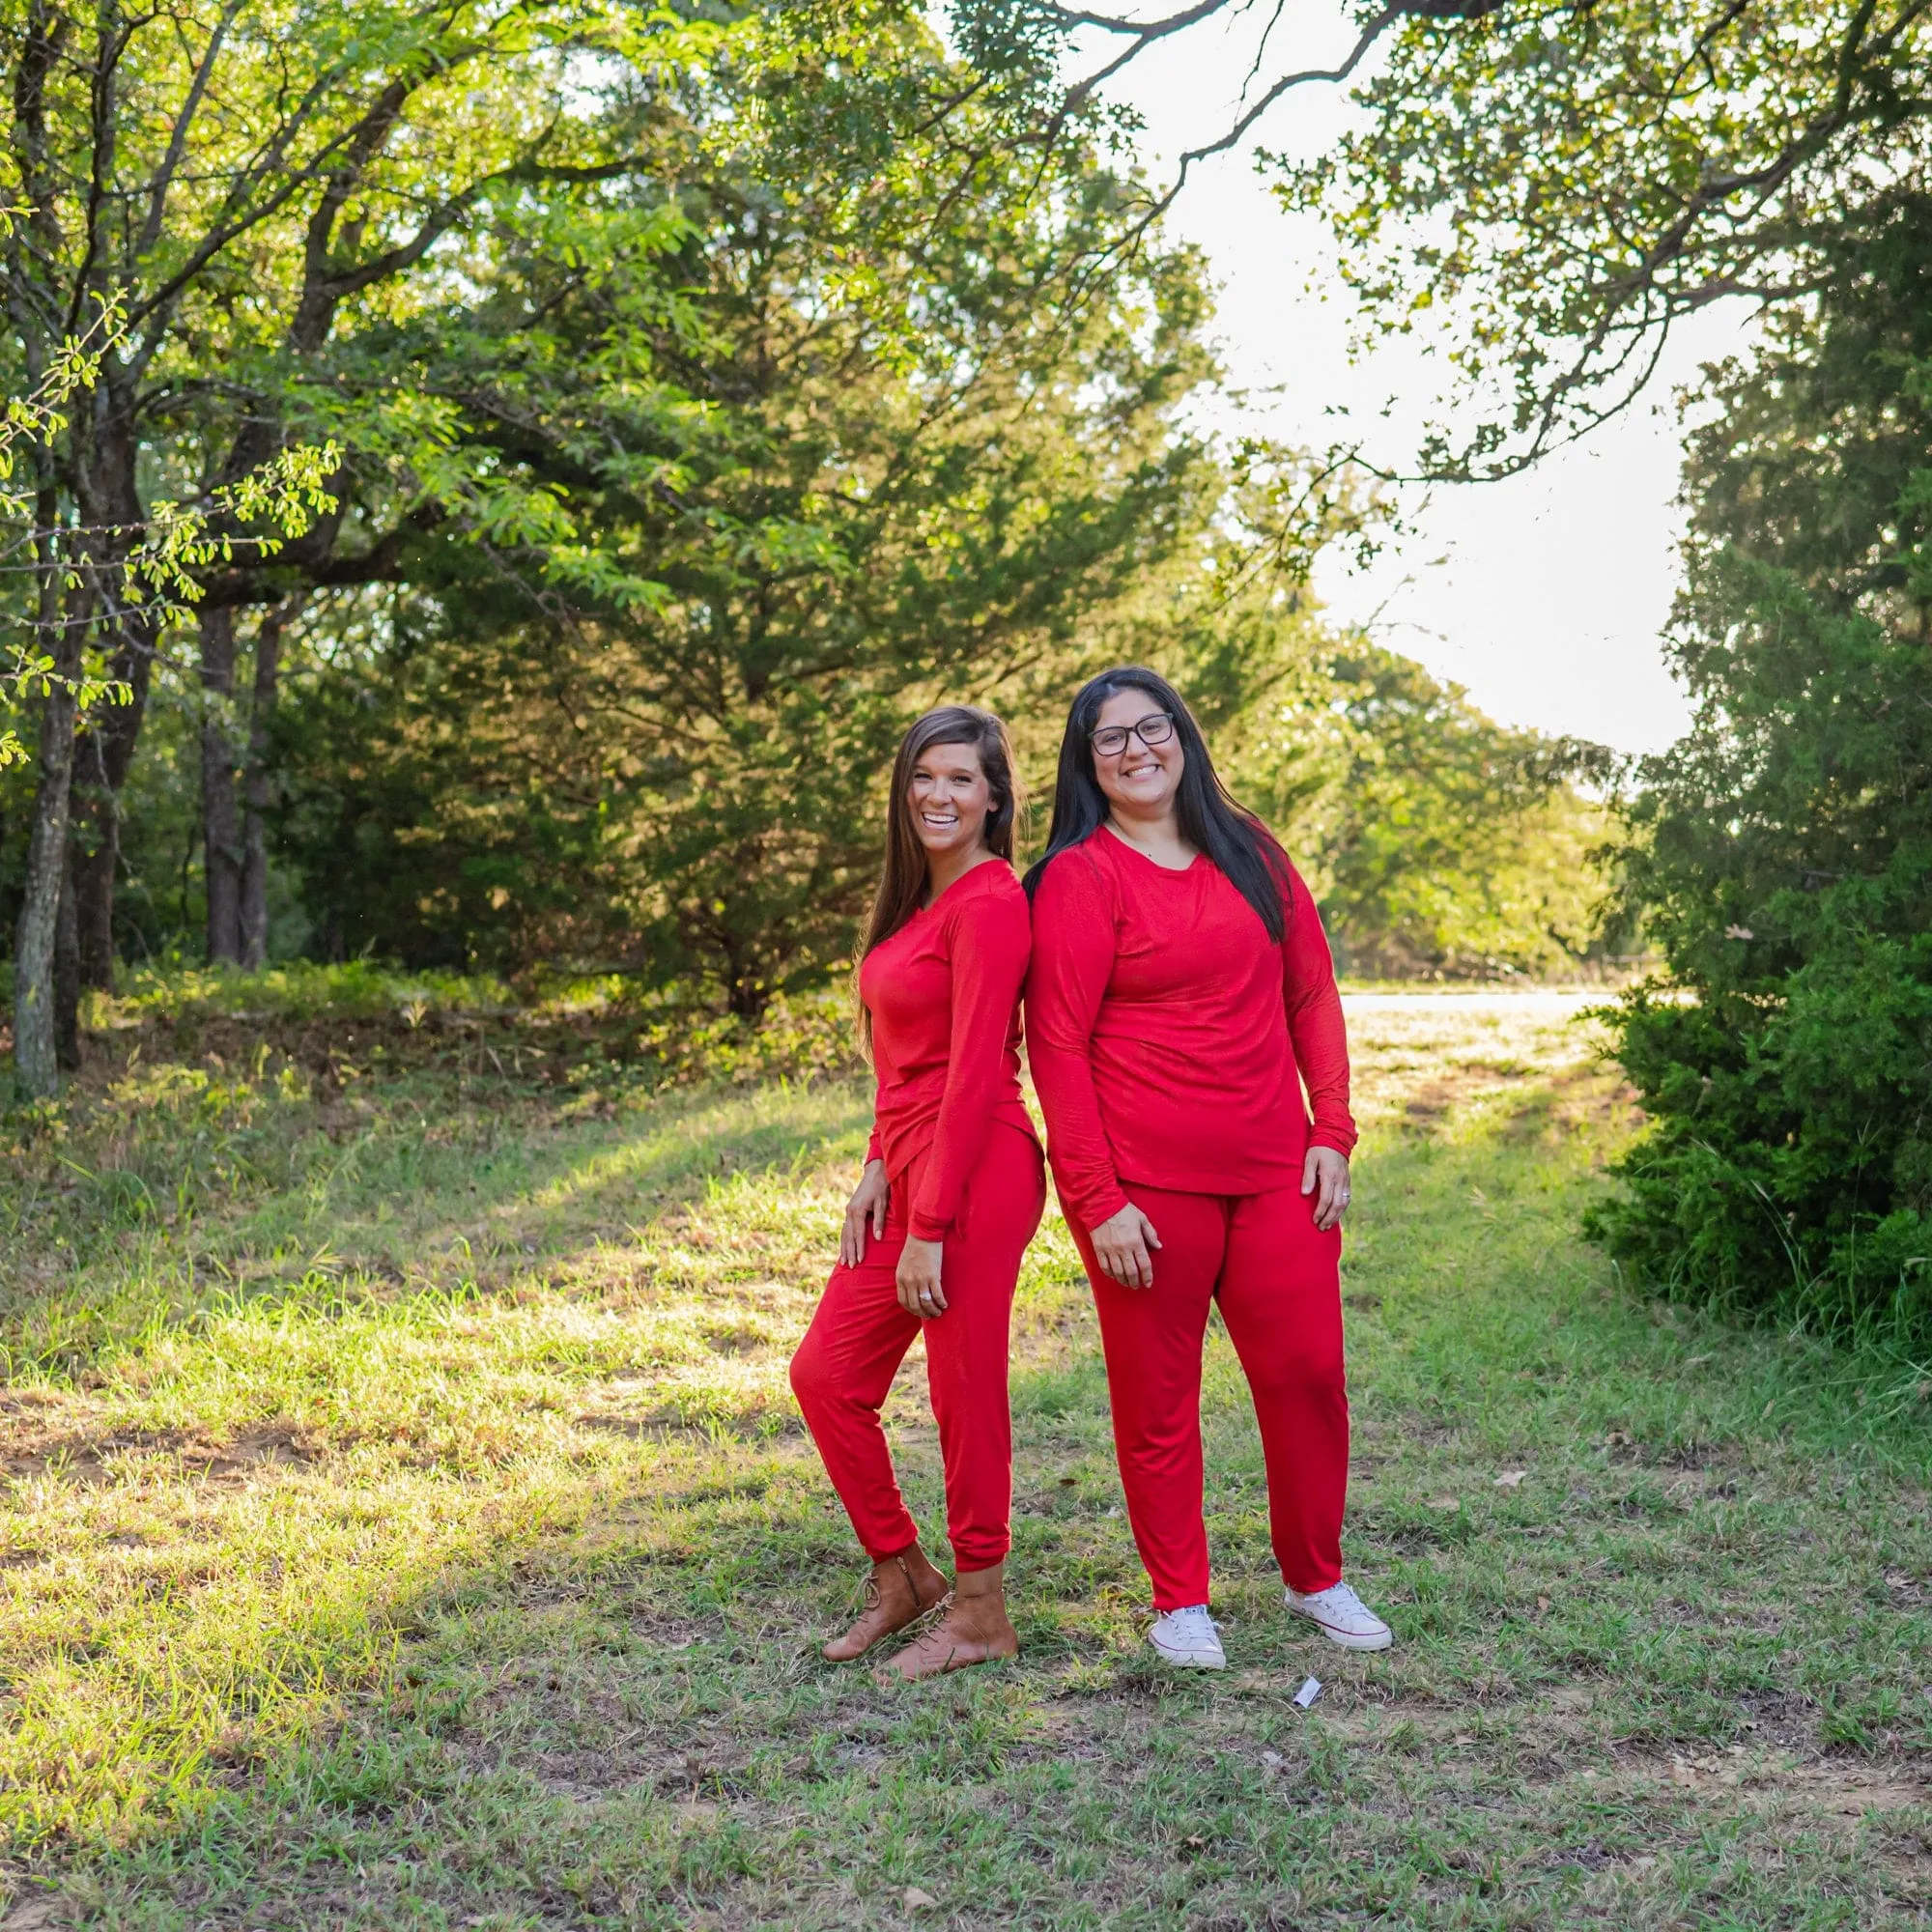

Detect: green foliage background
1289,1,1932,1340
1583,205,1932,1340
0,1,1613,1011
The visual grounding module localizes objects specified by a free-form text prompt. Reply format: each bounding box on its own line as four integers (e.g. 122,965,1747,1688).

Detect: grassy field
1,980,1928,1929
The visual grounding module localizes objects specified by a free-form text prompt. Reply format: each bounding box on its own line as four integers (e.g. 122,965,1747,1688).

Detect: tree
1236,641,1610,977
1582,198,1932,1340
0,276,328,1093
4,0,1630,1037
266,47,1224,1012
1231,0,1932,1328
1272,0,1932,473
948,0,1503,242
1,0,731,1094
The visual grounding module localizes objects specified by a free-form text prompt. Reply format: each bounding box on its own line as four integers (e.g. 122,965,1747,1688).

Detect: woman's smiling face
907,740,993,859
1091,689,1184,817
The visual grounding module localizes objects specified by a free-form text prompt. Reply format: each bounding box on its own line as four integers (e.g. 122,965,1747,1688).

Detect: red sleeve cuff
909,1212,951,1242
1078,1184,1131,1235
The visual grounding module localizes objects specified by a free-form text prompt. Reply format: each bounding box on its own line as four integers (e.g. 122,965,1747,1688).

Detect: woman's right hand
841,1159,891,1266
1089,1201,1161,1289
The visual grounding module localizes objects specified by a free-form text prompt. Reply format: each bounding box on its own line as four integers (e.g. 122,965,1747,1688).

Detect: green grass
0,988,1927,1927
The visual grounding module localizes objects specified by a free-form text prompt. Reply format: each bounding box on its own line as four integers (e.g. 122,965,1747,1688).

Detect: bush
56,960,864,1098
83,959,516,1029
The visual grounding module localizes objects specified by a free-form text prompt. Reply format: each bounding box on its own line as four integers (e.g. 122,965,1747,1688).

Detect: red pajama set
790,863,1045,1574
1027,827,1357,1610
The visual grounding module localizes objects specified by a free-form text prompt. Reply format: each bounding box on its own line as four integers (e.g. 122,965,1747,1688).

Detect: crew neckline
1101,820,1200,875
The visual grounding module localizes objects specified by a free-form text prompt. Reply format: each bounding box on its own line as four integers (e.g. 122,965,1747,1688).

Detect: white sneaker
1285,1580,1392,1651
1148,1604,1226,1669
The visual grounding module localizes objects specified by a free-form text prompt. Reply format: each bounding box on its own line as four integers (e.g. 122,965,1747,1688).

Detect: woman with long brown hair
789,705,1045,1682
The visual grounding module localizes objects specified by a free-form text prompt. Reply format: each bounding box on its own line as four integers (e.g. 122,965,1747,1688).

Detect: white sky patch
1068,0,1763,754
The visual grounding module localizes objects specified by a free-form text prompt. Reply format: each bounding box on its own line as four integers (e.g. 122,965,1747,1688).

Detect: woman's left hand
896,1236,947,1318
1302,1147,1351,1232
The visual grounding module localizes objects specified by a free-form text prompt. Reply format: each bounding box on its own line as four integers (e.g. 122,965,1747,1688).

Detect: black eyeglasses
1090,711,1177,758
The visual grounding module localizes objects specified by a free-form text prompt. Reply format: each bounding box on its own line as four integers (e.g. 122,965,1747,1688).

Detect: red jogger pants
790,1122,1045,1573
1070,1181,1348,1609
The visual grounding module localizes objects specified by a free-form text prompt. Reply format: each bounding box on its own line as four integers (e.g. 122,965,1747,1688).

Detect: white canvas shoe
1148,1604,1226,1669
1285,1580,1393,1651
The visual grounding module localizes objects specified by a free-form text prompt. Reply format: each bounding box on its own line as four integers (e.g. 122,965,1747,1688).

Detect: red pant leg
921,1122,1045,1572
1215,1185,1349,1594
791,1133,1043,1570
789,1190,923,1563
1072,1186,1230,1611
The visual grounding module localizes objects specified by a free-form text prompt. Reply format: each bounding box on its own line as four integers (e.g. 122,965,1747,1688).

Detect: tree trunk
14,694,77,1095
70,726,113,988
71,359,159,992
55,835,81,1074
14,530,85,1097
240,600,294,970
71,613,157,990
71,754,125,989
200,604,242,964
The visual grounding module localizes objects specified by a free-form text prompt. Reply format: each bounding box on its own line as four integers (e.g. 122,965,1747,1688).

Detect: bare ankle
952,1560,1007,1604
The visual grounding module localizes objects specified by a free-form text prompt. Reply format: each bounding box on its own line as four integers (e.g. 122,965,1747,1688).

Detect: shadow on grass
19,1295,1932,1927
0,1336,1146,1923
7,1080,1932,1927
0,1078,873,1378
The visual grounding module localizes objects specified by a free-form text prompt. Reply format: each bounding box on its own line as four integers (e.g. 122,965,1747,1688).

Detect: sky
1079,3,1760,755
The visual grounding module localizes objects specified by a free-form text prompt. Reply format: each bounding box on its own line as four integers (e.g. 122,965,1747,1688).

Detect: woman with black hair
1025,667,1389,1668
790,705,1046,1682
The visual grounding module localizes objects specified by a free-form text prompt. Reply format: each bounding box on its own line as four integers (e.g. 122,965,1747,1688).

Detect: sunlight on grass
0,998,1926,1927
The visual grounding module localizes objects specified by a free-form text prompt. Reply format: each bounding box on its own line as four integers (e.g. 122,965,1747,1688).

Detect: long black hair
1021,666,1288,942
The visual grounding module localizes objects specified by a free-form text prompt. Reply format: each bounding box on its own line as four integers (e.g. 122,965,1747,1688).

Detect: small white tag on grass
1493,1469,1526,1488
902,1888,938,1912
1293,1676,1321,1710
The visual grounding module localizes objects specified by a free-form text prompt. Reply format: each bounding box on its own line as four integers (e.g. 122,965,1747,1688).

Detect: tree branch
133,0,246,264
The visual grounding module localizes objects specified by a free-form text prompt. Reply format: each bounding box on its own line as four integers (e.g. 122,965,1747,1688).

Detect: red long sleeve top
1025,825,1356,1234
859,860,1038,1242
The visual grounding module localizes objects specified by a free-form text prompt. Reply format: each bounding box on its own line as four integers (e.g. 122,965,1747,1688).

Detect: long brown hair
856,705,1021,1049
